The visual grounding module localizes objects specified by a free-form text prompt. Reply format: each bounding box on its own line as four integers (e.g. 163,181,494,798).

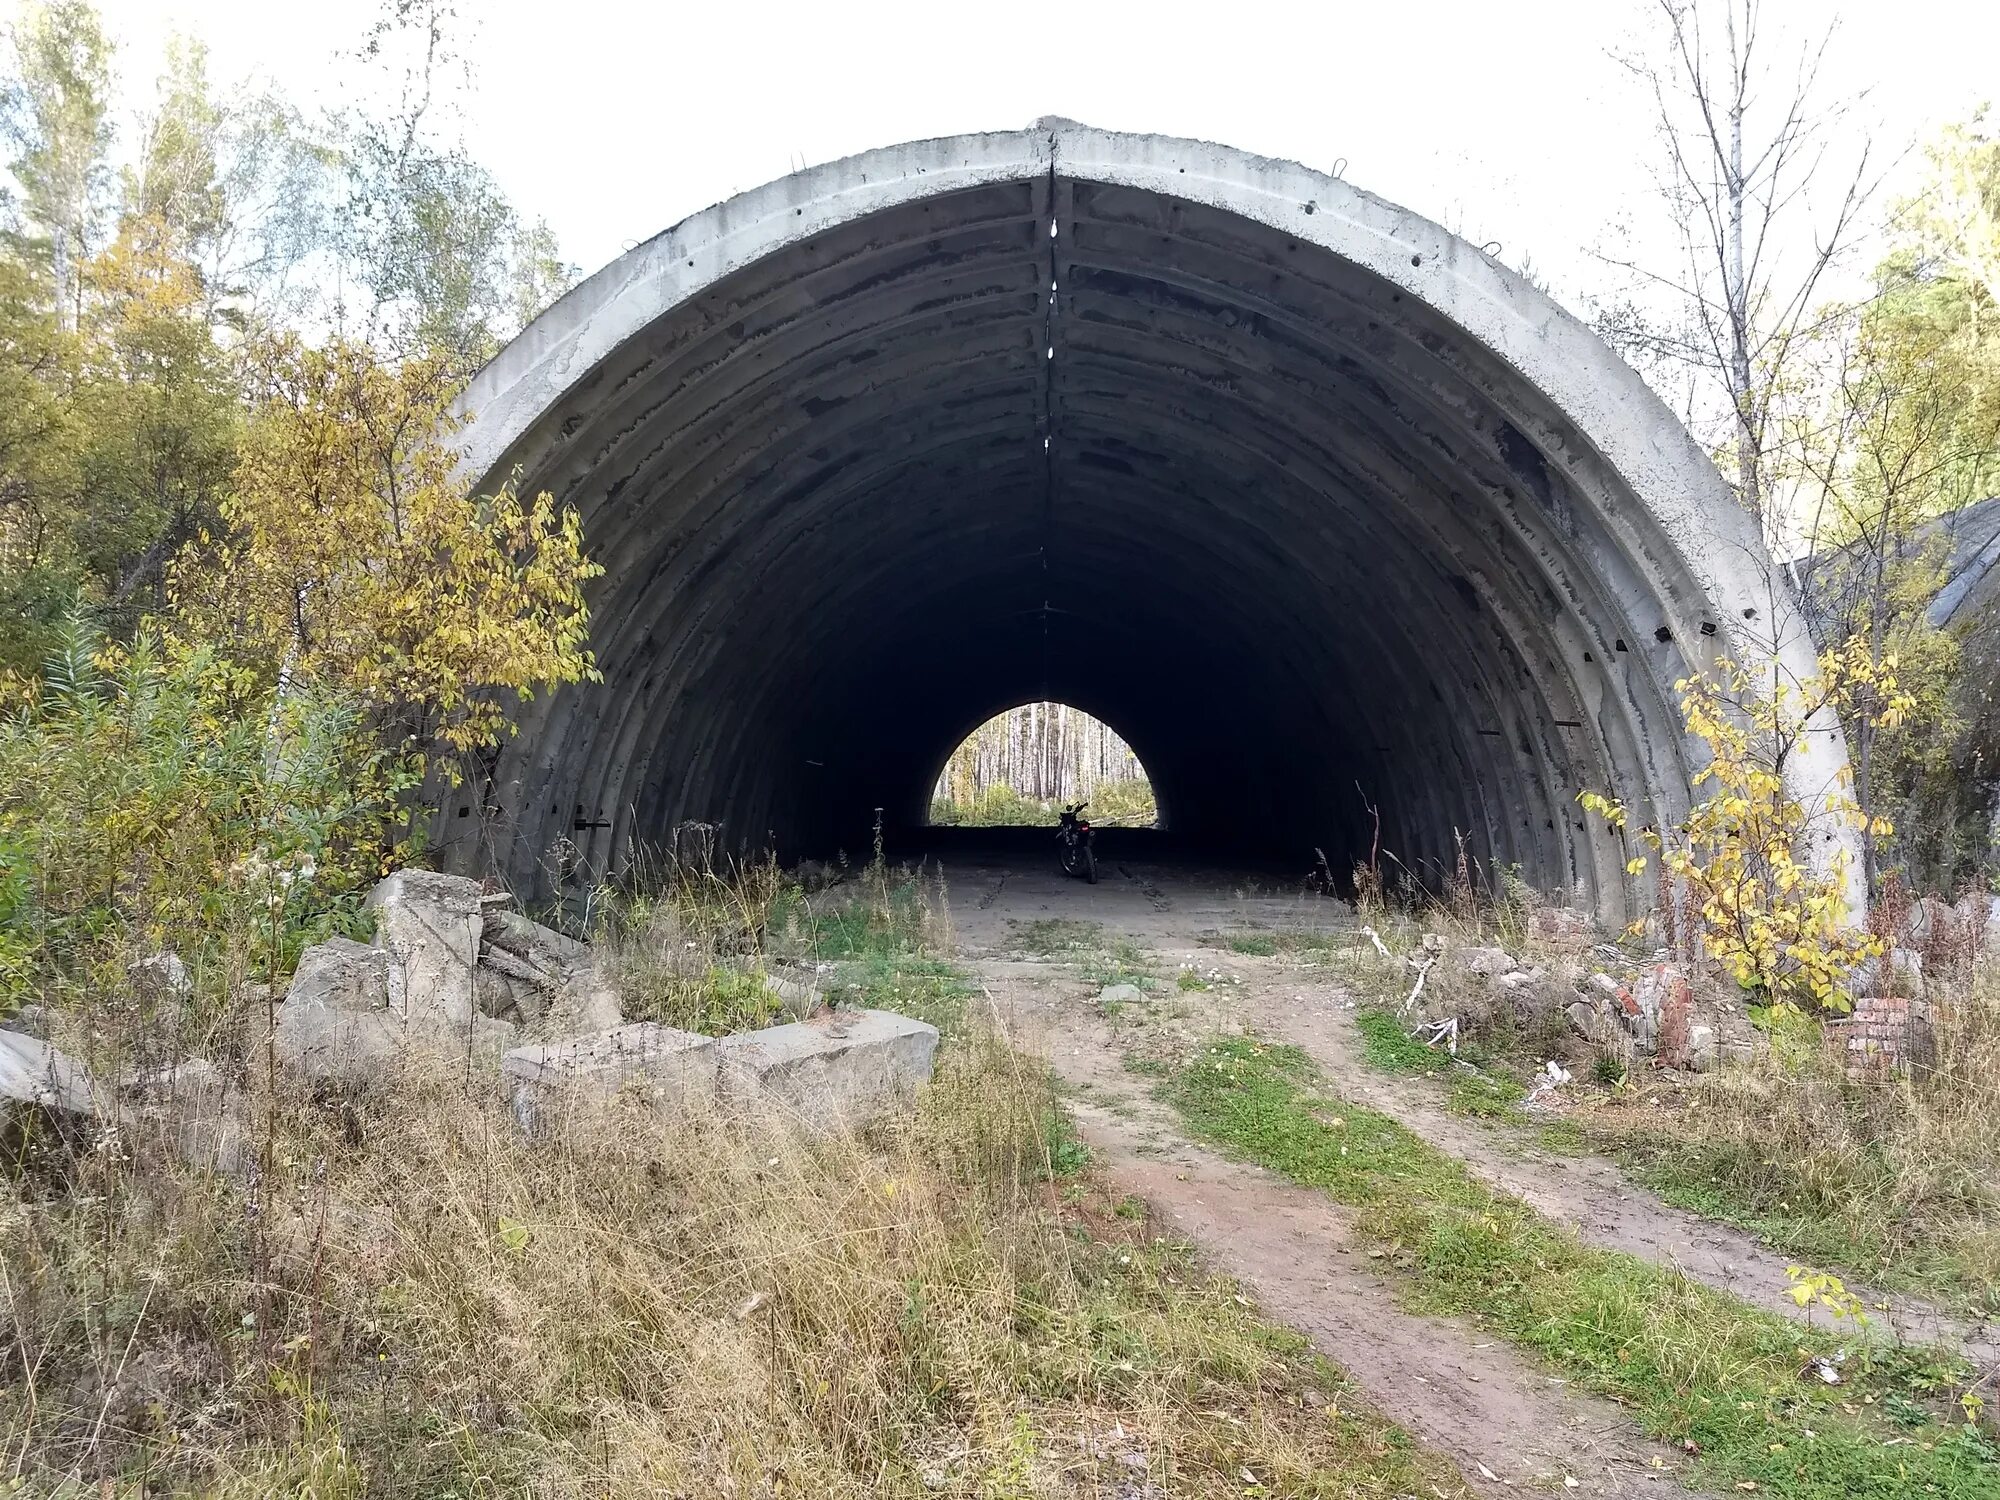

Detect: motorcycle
1057,801,1098,884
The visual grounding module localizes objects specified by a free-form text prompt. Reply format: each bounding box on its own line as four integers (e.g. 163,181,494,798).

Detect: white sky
86,0,2000,312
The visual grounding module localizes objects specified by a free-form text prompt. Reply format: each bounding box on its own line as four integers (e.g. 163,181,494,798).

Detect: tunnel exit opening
928,701,1159,830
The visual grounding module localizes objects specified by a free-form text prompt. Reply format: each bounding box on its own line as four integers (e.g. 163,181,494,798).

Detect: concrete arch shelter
442,119,1845,918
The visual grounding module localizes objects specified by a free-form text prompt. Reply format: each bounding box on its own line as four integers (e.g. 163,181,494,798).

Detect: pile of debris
2,868,940,1170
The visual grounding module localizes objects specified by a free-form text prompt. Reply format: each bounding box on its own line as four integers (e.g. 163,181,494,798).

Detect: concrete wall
442,120,1853,919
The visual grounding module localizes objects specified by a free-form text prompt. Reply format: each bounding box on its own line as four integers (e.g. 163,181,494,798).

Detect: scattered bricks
1655,968,1696,1068
1826,996,1936,1080
1530,907,1596,951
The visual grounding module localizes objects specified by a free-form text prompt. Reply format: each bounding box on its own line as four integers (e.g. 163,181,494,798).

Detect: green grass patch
1353,1009,1438,1073
1210,928,1348,959
1080,937,1155,991
797,878,935,959
1443,1069,1525,1119
1157,1036,1998,1499
1006,917,1104,956
1610,1139,1988,1309
1355,1009,1524,1119
828,951,974,1034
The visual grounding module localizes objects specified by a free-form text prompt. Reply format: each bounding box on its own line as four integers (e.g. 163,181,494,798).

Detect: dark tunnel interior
443,145,1751,918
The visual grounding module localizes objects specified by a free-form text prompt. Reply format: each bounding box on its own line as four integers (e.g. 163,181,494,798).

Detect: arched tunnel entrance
441,121,1842,920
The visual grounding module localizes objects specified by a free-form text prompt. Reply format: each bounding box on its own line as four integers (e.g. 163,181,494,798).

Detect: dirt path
944,851,1998,1376
989,974,1705,1497
1232,966,2000,1368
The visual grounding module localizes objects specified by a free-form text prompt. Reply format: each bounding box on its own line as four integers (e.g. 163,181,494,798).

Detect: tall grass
1594,969,2000,1309
2,1022,1462,1497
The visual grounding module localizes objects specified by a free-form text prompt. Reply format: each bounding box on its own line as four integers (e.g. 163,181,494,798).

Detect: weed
829,951,973,1034
0,1021,1471,1498
1444,1070,1524,1119
1080,937,1154,991
1353,1009,1440,1074
1209,929,1347,960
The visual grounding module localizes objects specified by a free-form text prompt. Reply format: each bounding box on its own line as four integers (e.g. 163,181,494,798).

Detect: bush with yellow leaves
1583,637,1912,1016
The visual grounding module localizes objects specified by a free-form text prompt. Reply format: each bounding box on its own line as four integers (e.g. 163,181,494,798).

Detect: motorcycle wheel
1059,844,1081,879
1083,845,1098,884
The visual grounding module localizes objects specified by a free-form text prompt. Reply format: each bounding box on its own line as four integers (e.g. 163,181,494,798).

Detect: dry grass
1588,969,2000,1309
591,857,956,1034
1317,882,2000,1309
3,1006,1457,1497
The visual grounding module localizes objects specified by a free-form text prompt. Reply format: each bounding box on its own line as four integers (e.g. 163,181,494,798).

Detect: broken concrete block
482,908,590,975
366,869,484,1026
129,951,193,1005
502,1022,717,1130
717,1009,939,1133
546,968,623,1034
122,1059,247,1174
0,1030,97,1116
1,1003,48,1039
1848,947,1925,1000
274,937,406,1088
1097,983,1145,1009
1563,999,1605,1043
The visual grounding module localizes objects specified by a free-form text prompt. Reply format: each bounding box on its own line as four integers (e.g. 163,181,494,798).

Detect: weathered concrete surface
273,936,408,1086
445,120,1853,919
0,1029,96,1114
366,870,482,1026
717,1009,939,1133
502,1021,718,1129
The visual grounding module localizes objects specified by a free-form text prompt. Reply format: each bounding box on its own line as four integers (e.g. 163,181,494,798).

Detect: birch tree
1598,0,1877,543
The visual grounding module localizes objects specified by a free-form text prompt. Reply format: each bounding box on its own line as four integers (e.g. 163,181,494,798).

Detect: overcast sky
86,0,2000,312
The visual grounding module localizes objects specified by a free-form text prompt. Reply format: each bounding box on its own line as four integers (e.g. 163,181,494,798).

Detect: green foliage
1791,111,2000,891
1583,643,1905,1014
828,951,971,1034
0,613,407,1025
1160,1036,1998,1499
928,782,1052,827
171,333,599,773
1209,928,1346,960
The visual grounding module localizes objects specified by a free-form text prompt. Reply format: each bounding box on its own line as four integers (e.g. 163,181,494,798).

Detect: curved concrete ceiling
443,119,1843,916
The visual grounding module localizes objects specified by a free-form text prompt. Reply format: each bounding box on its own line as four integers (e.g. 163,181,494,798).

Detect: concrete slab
716,1008,939,1133
502,1021,717,1130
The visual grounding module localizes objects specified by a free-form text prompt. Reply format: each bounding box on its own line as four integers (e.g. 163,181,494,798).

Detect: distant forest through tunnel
930,703,1157,828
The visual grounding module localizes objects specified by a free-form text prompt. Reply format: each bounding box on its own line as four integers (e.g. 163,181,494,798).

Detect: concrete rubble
716,1010,940,1134
267,868,938,1134
0,1028,97,1116
503,1021,720,1130
3,1020,251,1174
1454,946,1519,979
502,1008,941,1137
11,869,943,1159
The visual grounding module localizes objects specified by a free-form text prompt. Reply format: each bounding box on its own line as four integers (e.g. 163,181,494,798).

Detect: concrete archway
442,119,1843,917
